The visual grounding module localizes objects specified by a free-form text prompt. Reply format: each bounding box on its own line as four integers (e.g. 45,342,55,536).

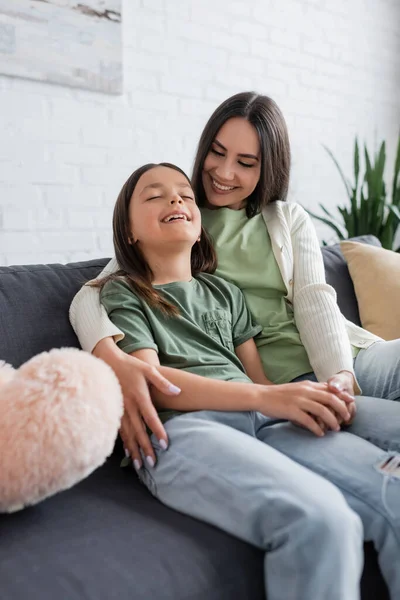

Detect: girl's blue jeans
138,340,400,600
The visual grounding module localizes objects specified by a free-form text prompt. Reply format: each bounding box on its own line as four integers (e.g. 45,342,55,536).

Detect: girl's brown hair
93,163,217,316
191,91,291,218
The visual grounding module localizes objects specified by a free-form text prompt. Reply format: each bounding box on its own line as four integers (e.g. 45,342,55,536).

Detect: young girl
70,91,400,468
95,162,399,600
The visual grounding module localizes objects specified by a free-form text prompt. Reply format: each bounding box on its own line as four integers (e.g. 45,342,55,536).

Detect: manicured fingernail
124,448,130,458
133,459,141,471
159,438,168,451
146,455,155,468
168,384,181,394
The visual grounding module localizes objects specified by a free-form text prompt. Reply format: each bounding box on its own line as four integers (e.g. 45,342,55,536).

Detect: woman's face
129,166,201,252
202,117,261,210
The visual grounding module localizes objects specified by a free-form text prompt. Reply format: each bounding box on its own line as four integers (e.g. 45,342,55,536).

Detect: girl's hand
258,380,355,437
112,353,180,470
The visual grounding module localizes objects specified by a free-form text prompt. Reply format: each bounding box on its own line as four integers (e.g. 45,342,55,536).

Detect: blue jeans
354,340,400,402
139,403,400,600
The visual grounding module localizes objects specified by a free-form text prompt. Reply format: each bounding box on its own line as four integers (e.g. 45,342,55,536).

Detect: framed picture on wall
0,0,122,94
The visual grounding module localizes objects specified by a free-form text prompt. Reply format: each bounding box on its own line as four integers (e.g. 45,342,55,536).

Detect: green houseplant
308,135,400,251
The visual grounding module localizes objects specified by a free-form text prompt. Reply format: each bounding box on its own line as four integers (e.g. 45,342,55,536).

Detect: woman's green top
202,207,313,384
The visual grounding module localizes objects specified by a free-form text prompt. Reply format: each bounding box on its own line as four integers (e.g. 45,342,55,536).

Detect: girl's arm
289,205,360,394
235,338,273,385
69,257,124,353
132,349,354,436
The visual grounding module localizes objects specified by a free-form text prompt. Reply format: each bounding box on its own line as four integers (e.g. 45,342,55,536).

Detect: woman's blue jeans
354,340,400,402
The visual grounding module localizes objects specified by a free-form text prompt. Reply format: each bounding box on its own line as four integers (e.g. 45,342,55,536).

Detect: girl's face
129,166,201,251
202,117,261,210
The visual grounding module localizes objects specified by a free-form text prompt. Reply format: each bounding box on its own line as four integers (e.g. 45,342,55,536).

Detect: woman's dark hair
191,91,291,218
92,162,217,316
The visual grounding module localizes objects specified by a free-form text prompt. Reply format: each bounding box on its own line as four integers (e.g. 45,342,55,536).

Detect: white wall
1,0,399,265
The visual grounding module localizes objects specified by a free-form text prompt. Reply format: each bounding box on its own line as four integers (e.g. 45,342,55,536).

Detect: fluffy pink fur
0,348,123,513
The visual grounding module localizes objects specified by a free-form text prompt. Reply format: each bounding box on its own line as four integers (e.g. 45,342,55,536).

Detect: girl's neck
145,248,193,285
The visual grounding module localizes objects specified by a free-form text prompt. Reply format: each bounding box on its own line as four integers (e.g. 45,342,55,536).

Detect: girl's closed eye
211,148,224,157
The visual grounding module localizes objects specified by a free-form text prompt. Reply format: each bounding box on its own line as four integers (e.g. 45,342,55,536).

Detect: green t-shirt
100,273,261,423
202,207,314,384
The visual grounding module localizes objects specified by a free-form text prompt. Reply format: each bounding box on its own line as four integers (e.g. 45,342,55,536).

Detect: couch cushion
0,259,109,367
321,235,381,326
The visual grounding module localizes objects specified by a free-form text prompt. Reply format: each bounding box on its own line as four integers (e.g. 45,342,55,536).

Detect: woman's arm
94,338,180,470
69,258,123,353
289,205,359,394
132,349,353,436
69,262,179,469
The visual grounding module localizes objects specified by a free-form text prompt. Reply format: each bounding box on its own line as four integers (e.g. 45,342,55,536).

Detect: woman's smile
209,174,238,194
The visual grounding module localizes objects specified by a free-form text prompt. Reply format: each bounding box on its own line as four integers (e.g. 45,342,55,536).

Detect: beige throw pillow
340,241,400,340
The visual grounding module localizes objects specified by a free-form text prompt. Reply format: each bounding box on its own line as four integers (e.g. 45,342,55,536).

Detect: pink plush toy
0,348,123,513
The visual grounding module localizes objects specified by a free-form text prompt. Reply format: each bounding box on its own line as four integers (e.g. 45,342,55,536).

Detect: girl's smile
161,210,191,223
130,165,201,248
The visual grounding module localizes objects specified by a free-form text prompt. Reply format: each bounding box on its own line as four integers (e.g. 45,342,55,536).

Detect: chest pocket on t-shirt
202,310,234,352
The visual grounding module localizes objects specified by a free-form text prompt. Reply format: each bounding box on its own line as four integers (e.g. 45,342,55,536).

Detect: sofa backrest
0,235,381,368
0,259,109,367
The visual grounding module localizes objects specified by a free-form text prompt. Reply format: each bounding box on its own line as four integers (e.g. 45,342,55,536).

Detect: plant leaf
318,203,338,220
324,145,352,199
392,132,400,206
376,141,386,193
306,208,346,239
386,203,400,223
354,137,360,192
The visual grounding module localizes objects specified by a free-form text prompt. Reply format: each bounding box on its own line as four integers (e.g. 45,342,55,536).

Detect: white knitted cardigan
69,202,380,385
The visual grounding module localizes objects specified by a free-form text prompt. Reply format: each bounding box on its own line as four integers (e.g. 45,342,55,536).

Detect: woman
70,91,400,468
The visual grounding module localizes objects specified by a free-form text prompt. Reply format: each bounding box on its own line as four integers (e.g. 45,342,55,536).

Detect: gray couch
0,236,390,600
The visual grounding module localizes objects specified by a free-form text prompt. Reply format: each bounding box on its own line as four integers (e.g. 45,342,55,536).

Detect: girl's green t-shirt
100,273,262,422
202,207,313,384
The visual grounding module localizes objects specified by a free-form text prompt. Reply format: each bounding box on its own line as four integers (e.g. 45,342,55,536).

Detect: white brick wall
1,0,399,265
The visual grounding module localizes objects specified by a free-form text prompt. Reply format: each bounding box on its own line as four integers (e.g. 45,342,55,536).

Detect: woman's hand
328,370,355,395
327,371,357,425
116,353,181,470
258,380,355,437
93,338,180,470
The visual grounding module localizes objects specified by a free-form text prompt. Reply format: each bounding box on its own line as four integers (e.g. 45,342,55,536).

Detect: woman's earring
197,236,201,242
